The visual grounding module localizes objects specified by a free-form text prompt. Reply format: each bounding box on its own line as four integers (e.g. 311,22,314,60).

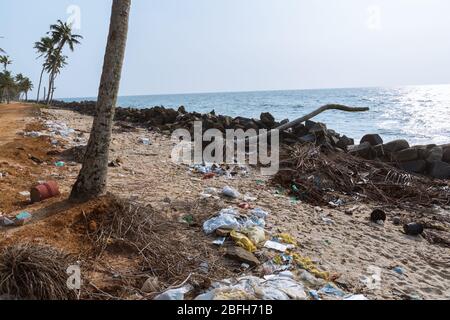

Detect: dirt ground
0,103,449,300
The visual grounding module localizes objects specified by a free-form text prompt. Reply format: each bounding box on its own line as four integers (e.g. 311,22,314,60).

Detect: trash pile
190,185,368,301
190,164,249,180
24,120,85,147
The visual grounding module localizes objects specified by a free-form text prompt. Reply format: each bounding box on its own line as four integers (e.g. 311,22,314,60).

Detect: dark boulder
336,135,354,150
443,147,450,163
348,142,376,160
394,148,419,162
428,161,450,179
426,146,443,162
178,106,187,114
260,112,276,128
309,122,327,135
293,124,309,137
299,134,316,144
382,139,410,153
305,120,317,131
361,134,383,146
399,160,427,174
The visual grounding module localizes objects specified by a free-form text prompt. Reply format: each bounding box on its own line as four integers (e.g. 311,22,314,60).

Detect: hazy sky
1,0,449,98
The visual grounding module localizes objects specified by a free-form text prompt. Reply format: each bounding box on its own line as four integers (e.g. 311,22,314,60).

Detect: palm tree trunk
70,0,131,202
37,67,45,102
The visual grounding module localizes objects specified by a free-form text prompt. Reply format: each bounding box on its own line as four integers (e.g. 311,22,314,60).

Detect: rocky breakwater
347,134,450,180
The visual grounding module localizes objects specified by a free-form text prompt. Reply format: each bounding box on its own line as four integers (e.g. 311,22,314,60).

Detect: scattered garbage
251,208,269,220
19,191,31,198
292,253,330,280
45,120,76,138
199,262,210,274
30,181,60,204
212,237,226,246
54,161,65,167
203,208,240,234
318,283,346,298
309,290,321,300
222,186,240,199
14,212,32,226
245,226,266,245
139,137,152,145
191,164,248,179
225,246,260,267
195,275,307,300
403,223,424,236
230,230,257,252
393,267,405,275
343,294,369,300
0,216,15,227
154,285,193,300
264,240,288,252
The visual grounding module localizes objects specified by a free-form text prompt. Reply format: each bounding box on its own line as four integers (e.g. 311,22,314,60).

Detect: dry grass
274,143,450,209
0,244,77,300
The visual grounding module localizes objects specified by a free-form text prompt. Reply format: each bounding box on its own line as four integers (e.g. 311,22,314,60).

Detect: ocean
61,85,450,145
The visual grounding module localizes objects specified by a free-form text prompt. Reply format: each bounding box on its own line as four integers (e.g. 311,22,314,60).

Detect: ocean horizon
61,84,450,145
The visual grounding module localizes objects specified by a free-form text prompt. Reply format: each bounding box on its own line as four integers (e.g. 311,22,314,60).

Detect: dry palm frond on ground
274,144,450,209
0,244,77,300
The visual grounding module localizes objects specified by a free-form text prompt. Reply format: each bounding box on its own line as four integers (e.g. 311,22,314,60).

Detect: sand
0,103,449,300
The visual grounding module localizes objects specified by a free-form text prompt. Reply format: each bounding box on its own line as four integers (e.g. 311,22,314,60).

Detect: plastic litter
222,186,240,199
139,137,151,145
251,208,269,219
203,208,240,234
293,253,330,280
14,212,32,226
244,226,266,245
344,294,369,300
195,275,307,300
19,191,30,197
276,233,297,246
319,284,346,298
0,216,15,227
230,230,257,252
309,290,321,300
212,237,226,246
55,161,65,167
393,267,405,275
264,241,288,252
154,285,193,300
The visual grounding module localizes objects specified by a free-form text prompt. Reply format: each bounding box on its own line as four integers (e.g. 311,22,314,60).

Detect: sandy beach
0,103,448,300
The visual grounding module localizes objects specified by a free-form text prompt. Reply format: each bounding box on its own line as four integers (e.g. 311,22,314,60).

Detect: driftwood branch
245,104,369,144
275,104,370,132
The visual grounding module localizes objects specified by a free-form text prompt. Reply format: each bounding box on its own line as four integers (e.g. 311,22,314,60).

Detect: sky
1,0,450,98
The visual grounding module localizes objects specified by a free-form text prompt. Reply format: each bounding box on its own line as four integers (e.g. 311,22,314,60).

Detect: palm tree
0,55,12,71
45,20,82,104
34,36,55,102
0,71,18,103
70,0,131,201
16,75,33,101
44,51,67,104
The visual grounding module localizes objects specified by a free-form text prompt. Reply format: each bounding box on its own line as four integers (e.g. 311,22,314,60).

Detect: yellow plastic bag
277,233,297,246
244,227,266,245
230,230,257,252
292,253,330,281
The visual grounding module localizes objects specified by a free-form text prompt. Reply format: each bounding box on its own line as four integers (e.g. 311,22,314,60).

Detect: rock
426,147,443,162
141,277,160,293
348,142,376,160
225,246,260,267
394,148,419,162
370,209,386,222
336,135,354,150
260,113,276,128
305,120,317,131
299,134,316,143
443,147,450,164
293,124,309,137
399,160,426,174
382,140,410,153
360,134,383,146
178,106,187,114
309,123,327,135
428,161,450,179
392,217,402,225
403,223,424,236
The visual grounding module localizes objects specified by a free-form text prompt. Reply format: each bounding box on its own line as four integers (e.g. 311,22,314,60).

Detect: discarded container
30,181,60,204
55,161,65,167
370,209,386,222
403,223,424,236
139,137,151,145
203,209,240,234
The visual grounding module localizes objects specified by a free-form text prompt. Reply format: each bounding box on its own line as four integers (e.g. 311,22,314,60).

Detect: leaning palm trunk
70,0,131,201
36,67,45,102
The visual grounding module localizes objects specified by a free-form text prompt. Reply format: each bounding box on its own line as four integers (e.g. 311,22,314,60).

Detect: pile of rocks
347,134,450,179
